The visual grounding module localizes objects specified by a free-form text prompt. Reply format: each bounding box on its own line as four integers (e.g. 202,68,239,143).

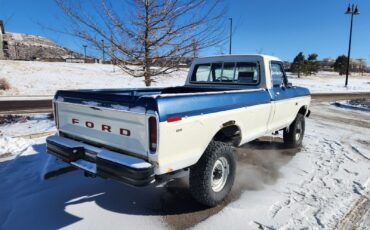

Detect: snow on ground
0,60,369,96
288,71,370,93
0,114,56,161
197,106,370,229
0,114,55,137
0,103,369,229
0,60,188,96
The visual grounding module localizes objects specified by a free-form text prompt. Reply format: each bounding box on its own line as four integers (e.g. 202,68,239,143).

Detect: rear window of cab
191,62,260,85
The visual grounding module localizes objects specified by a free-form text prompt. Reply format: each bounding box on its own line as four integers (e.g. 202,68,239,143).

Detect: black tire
189,141,236,207
283,113,305,148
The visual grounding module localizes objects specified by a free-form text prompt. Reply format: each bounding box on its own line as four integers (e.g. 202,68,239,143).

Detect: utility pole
229,18,232,55
345,4,360,87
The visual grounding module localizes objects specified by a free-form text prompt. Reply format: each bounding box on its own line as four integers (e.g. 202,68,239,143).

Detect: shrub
0,78,11,90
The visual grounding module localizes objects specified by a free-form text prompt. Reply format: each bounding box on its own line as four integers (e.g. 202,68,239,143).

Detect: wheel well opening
213,124,241,147
298,106,307,115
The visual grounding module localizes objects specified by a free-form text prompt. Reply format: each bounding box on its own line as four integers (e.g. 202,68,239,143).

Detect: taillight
148,117,157,152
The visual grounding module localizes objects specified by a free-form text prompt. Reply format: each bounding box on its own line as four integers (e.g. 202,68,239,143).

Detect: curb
333,102,370,113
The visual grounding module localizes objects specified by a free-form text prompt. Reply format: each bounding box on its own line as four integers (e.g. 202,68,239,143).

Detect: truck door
268,62,298,131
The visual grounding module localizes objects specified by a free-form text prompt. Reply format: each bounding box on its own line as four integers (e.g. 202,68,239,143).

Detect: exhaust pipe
84,171,96,178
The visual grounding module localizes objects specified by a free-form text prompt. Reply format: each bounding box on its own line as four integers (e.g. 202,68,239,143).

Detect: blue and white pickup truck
47,55,311,206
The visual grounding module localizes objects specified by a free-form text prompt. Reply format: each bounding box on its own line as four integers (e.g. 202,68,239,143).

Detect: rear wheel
189,141,236,207
283,113,305,148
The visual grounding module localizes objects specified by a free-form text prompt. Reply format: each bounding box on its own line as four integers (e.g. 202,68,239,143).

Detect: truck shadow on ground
0,137,300,230
162,137,300,229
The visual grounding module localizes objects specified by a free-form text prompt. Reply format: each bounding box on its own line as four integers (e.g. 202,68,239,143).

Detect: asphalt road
0,98,52,114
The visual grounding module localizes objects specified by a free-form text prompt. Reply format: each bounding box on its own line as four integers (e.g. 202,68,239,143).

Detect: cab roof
195,54,282,62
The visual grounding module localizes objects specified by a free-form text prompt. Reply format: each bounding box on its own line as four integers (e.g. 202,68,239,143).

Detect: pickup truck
46,55,311,206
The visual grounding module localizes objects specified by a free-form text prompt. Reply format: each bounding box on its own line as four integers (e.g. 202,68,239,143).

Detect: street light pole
345,4,360,87
101,39,105,63
83,45,87,62
229,18,232,55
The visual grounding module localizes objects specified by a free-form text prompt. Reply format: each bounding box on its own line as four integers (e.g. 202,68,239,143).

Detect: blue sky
0,0,369,62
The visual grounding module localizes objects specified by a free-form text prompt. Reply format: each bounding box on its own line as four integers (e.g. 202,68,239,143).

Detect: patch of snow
128,106,147,113
0,114,55,161
56,96,64,102
0,114,55,137
0,136,30,159
0,60,188,96
110,104,130,110
82,101,101,107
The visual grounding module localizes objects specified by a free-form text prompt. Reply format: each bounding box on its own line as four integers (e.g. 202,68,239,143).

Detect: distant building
0,20,5,59
350,58,367,73
320,58,335,70
319,57,368,73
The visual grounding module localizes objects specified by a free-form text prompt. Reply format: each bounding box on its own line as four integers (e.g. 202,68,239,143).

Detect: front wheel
283,113,305,148
189,141,236,207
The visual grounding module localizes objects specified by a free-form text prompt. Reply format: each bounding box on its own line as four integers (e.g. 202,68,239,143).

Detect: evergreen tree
306,53,320,75
334,55,348,75
291,52,306,78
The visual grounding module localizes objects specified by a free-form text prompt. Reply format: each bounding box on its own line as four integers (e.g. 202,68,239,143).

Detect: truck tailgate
56,101,149,158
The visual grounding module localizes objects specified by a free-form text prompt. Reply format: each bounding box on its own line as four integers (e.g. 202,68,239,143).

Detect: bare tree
55,0,227,86
191,38,199,58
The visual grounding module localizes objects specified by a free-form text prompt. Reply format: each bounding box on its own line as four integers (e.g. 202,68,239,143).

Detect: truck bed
53,86,270,158
55,86,261,106
54,86,269,122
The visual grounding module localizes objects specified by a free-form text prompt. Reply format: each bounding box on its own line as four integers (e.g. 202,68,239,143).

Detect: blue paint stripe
157,87,310,122
157,90,271,122
269,87,310,101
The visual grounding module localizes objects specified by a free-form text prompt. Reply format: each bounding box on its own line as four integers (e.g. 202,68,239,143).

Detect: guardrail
0,92,369,114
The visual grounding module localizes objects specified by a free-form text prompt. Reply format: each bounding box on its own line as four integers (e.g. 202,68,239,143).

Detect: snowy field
0,103,369,229
0,60,188,96
287,71,370,93
0,60,369,96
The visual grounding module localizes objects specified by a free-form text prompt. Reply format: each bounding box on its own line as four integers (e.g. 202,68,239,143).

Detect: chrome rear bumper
46,135,154,186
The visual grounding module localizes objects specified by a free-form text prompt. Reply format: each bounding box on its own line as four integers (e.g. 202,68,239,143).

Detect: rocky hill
3,32,82,60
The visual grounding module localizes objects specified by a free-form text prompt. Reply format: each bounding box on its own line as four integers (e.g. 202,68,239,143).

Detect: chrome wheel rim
211,157,230,192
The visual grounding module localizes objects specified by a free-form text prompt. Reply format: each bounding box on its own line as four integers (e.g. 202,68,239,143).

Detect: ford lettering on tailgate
71,118,131,136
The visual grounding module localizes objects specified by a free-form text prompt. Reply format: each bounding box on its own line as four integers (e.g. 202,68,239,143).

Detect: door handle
275,92,280,96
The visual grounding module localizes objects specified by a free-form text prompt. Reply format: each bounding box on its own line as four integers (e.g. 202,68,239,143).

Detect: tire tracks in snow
265,102,370,229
